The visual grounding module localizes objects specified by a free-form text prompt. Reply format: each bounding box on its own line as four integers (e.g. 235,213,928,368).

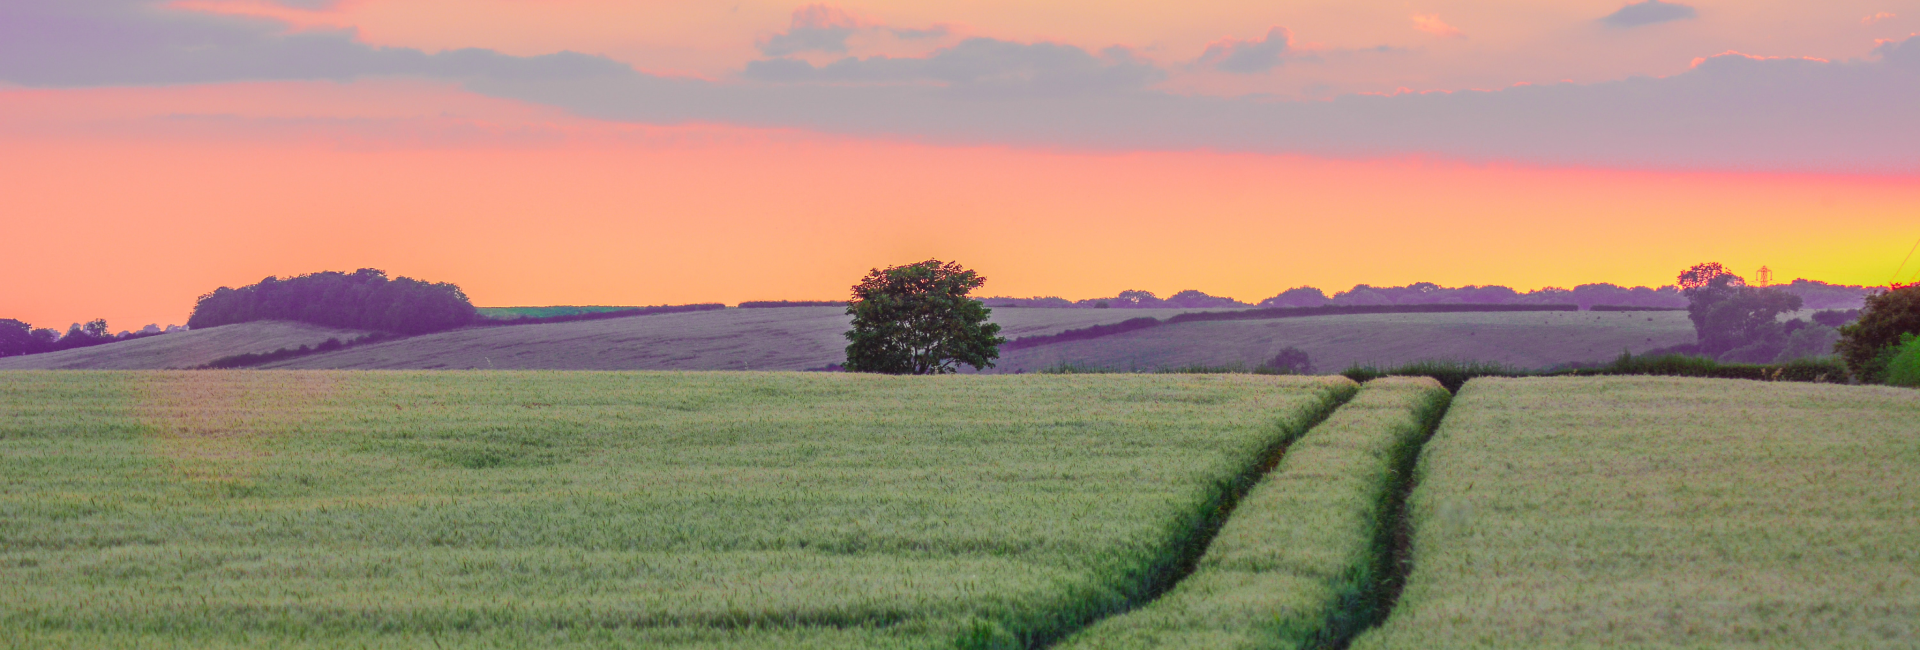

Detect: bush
1810,309,1861,328
1837,286,1920,383
200,334,390,369
1341,353,1849,390
1002,317,1162,351
1885,334,1920,388
1263,347,1314,374
1773,323,1840,363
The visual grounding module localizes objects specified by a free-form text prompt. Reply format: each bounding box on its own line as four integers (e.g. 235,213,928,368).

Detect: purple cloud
744,38,1164,96
0,0,626,86
756,5,952,56
1196,27,1294,74
1602,1,1699,28
481,42,1920,174
3,1,1916,175
757,4,861,56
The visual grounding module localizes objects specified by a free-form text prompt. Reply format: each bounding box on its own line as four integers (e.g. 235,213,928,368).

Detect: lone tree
844,259,1005,374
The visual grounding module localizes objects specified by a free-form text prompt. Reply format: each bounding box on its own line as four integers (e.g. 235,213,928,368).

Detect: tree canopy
0,318,147,358
1677,263,1804,362
843,260,1005,375
1837,285,1920,382
187,268,476,335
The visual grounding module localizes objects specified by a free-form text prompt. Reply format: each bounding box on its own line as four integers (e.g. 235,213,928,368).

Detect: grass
1056,377,1451,650
1348,376,1920,649
993,310,1697,375
0,371,1356,648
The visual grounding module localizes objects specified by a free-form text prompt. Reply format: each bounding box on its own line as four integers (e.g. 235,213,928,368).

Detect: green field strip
0,371,1360,649
1347,377,1920,650
1010,372,1362,650
1051,377,1452,650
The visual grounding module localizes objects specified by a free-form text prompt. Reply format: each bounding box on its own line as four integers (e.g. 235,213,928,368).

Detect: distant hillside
475,306,639,320
259,307,1228,371
984,310,1699,373
0,321,367,370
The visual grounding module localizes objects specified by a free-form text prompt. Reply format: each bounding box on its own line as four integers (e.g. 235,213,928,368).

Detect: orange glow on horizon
2,81,1916,330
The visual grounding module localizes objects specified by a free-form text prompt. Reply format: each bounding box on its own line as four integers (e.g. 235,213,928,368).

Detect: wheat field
0,370,1353,648
1350,376,1920,650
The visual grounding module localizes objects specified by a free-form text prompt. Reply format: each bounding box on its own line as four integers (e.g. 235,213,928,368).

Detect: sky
3,0,1919,328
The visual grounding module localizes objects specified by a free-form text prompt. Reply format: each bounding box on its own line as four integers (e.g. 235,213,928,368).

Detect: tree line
0,319,163,358
187,268,476,335
985,279,1875,311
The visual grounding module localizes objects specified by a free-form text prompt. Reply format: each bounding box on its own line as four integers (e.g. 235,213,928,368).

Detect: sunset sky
4,0,1919,328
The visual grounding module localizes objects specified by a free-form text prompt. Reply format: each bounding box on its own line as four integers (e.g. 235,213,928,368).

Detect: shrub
1885,334,1920,388
1773,323,1840,363
1263,347,1314,374
1001,317,1162,351
1810,309,1861,328
1837,286,1920,382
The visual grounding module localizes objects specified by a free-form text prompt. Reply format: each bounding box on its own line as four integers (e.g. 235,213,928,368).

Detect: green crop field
1060,377,1450,650
0,371,1354,649
1351,377,1920,649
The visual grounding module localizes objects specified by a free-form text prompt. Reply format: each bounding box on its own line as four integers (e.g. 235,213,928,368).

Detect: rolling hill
4,307,1702,373
0,321,367,370
260,306,1232,370
987,310,1698,373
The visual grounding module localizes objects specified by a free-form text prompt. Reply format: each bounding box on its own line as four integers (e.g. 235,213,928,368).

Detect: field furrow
1054,377,1452,650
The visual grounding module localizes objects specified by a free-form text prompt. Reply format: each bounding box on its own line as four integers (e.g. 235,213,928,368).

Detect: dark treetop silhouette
187,268,476,335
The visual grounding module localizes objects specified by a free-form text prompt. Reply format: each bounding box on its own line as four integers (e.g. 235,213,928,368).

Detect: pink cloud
1412,15,1465,38
1864,12,1897,25
1687,51,1829,69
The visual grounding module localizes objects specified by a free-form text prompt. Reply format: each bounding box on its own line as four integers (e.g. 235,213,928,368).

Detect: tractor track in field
1321,387,1453,650
1024,386,1359,650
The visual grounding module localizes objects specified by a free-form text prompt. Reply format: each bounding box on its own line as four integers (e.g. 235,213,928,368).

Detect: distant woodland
187,268,476,335
984,279,1874,311
0,319,168,358
0,269,1883,362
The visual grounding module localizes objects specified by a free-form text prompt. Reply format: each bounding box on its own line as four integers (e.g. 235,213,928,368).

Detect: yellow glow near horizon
2,82,1913,329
